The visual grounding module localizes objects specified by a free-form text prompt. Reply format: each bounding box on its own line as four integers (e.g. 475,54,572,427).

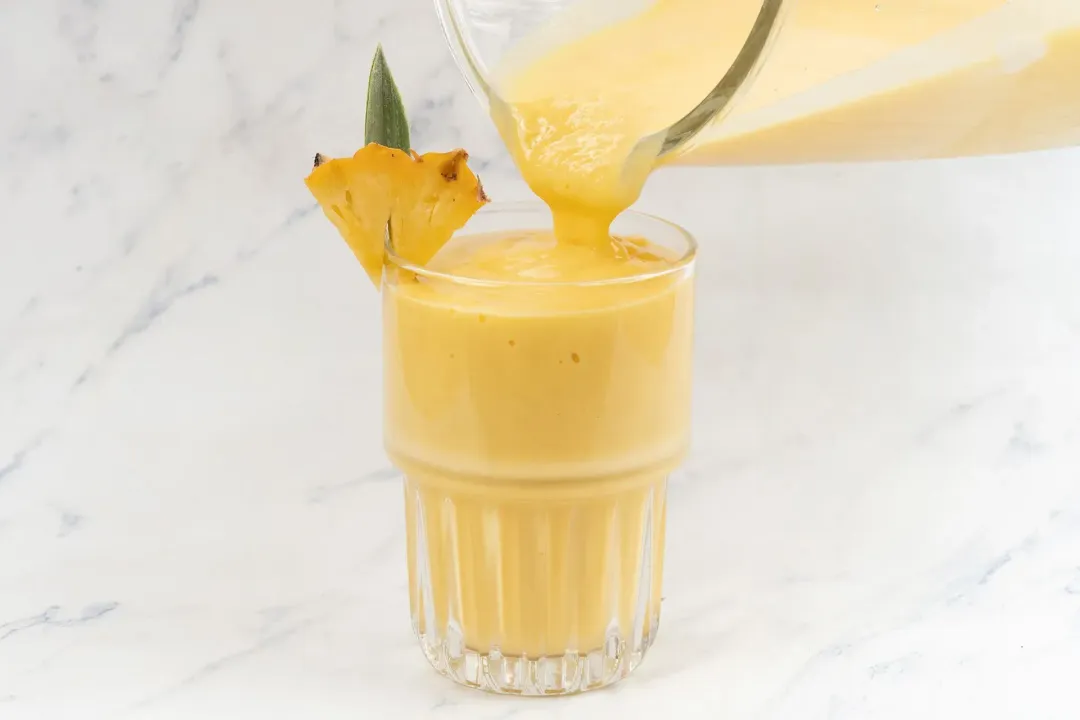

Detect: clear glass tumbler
382,203,696,695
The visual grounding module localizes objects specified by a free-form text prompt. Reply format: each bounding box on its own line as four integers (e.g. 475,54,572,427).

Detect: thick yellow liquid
386,232,693,672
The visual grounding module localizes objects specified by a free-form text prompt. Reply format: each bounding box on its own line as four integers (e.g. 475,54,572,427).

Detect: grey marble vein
0,603,119,644
162,0,201,72
56,510,84,538
307,467,400,503
0,433,47,486
110,273,219,355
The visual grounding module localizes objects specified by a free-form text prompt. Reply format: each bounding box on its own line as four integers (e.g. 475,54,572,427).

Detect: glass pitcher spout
435,0,1080,166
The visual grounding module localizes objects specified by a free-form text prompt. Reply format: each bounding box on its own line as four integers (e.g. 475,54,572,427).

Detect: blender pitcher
435,0,1080,165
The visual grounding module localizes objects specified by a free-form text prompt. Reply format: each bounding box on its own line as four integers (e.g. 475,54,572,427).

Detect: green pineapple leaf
365,44,411,153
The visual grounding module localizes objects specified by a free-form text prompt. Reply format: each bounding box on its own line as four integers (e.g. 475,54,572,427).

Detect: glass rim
384,201,697,289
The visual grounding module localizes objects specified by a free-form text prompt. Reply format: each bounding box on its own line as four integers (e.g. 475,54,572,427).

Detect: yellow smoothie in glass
386,218,694,692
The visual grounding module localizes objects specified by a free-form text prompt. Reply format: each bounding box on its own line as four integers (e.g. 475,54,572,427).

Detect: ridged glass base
403,471,667,695
415,615,661,695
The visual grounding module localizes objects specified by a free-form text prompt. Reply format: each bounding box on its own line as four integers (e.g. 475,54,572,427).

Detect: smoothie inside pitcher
469,0,1080,198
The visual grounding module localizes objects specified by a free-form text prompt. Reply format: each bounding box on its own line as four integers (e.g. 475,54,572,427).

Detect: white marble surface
3,1,1080,717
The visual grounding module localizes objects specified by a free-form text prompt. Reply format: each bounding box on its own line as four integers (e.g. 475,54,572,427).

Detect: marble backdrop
1,0,1079,718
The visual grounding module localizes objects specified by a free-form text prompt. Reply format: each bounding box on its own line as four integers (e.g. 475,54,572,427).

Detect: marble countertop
3,1,1080,717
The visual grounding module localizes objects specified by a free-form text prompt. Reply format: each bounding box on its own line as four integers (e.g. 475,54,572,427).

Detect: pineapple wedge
306,145,487,286
306,45,488,287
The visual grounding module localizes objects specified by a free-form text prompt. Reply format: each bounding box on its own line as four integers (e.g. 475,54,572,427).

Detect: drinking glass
383,202,696,694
